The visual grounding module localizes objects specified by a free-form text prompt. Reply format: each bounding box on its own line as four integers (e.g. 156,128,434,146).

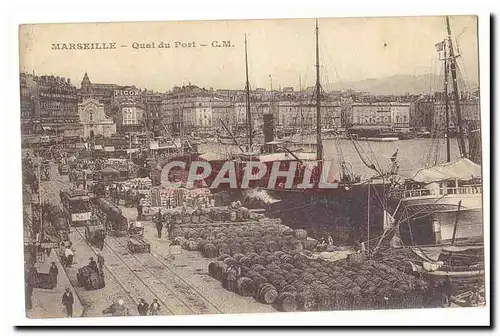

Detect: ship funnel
263,113,274,143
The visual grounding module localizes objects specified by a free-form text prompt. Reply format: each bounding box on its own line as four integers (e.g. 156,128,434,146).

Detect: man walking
97,252,105,271
49,261,59,288
155,210,163,239
61,287,74,317
149,298,161,315
137,298,149,316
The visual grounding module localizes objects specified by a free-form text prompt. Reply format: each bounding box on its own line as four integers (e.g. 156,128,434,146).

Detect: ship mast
446,16,467,158
443,39,451,162
315,19,324,161
244,34,253,150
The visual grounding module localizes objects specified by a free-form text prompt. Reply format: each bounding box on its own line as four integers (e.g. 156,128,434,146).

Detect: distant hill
327,74,478,95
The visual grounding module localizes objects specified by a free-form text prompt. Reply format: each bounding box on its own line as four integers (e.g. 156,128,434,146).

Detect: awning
94,145,103,150
405,158,482,183
101,167,119,175
199,152,225,162
259,152,317,163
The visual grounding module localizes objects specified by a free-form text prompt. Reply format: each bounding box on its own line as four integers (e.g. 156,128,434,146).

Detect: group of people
154,210,175,239
137,298,162,316
101,297,162,317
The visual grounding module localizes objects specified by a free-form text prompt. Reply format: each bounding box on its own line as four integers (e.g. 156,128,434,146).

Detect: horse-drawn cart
85,221,106,248
77,265,105,290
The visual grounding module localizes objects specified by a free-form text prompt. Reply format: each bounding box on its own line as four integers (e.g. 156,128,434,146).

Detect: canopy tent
198,152,226,162
405,158,482,184
101,167,120,175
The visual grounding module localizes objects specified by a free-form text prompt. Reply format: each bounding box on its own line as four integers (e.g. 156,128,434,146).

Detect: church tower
81,72,93,96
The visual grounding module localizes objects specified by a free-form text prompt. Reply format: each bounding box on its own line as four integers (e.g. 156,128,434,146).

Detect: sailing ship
197,21,394,246
390,16,483,246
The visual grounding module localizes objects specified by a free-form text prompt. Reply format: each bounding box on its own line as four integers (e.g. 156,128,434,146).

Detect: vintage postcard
18,15,486,321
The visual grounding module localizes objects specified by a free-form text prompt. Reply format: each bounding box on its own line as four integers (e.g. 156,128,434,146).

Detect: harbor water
199,138,468,181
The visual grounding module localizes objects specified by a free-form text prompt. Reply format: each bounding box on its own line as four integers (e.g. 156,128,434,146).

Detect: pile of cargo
173,222,319,256
171,220,427,311
118,177,153,191
140,187,213,211
207,251,428,312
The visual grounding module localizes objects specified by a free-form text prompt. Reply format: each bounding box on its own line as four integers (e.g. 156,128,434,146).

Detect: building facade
351,102,411,128
78,98,116,138
25,74,80,134
433,100,480,130
118,103,145,133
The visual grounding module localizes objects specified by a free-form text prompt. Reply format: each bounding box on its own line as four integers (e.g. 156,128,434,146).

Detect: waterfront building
433,100,480,130
351,102,411,128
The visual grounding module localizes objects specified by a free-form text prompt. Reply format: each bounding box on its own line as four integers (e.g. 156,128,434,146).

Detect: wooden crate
128,237,151,253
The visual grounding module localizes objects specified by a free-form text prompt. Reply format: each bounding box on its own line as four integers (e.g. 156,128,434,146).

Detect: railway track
45,163,223,316
106,235,222,315
73,227,182,315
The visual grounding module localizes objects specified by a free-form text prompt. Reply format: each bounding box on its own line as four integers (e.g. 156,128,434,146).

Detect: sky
18,15,479,92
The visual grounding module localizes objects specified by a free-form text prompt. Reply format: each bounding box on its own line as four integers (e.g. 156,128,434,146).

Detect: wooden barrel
233,253,246,262
251,264,266,272
250,274,267,288
258,283,278,304
239,256,252,267
202,243,218,258
281,284,297,293
236,277,256,297
294,229,308,240
275,292,297,312
186,239,198,251
229,243,242,255
217,254,231,261
297,291,317,311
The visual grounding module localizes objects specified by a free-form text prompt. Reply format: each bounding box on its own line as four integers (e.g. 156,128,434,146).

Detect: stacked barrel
208,251,428,312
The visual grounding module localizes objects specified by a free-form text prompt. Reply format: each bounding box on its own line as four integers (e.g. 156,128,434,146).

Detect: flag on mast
435,40,445,52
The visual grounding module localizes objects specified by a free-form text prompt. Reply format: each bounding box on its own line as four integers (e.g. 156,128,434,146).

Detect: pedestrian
155,210,163,239
136,199,143,221
64,246,74,267
149,298,161,315
61,287,74,317
25,264,38,310
441,275,453,307
89,257,98,272
49,261,59,288
167,218,175,240
96,252,105,270
137,298,149,316
98,230,106,250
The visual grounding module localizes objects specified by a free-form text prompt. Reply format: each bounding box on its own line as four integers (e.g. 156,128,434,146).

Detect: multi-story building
433,100,480,131
351,102,411,128
277,101,342,130
78,98,116,138
411,100,435,130
118,103,146,134
22,74,80,134
20,73,37,134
